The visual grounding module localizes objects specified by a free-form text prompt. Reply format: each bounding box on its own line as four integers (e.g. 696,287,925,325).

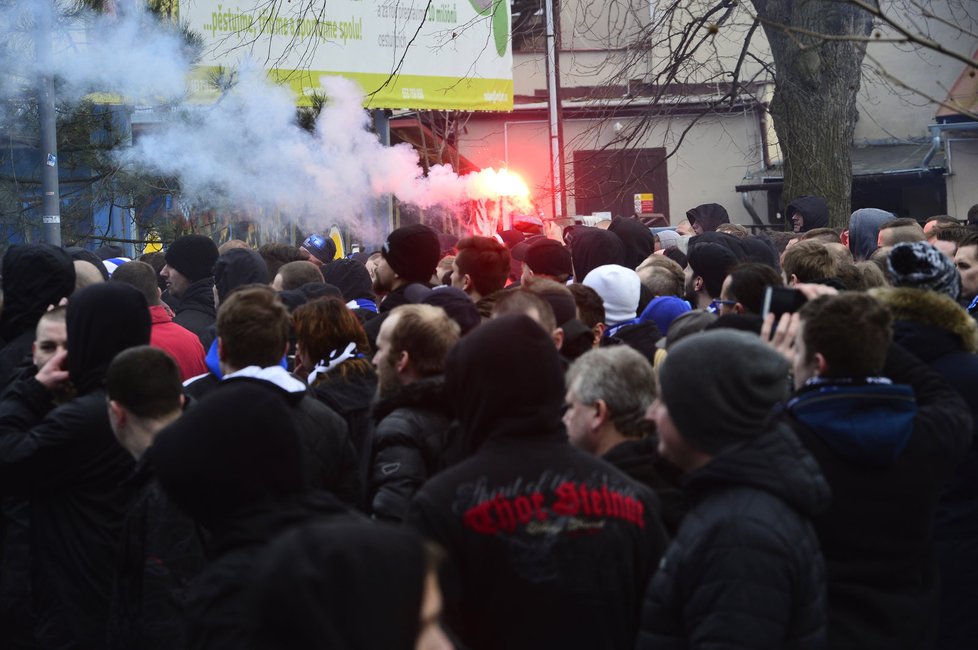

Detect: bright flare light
467,168,531,203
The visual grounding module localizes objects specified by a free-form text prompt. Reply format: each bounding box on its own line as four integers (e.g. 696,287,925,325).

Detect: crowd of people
0,196,975,649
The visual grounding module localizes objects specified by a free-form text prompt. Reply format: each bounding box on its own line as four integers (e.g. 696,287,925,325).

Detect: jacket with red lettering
407,315,669,650
149,305,208,381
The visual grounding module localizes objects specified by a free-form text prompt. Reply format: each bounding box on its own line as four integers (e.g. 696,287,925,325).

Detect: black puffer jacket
171,278,216,347
637,425,830,650
368,376,451,522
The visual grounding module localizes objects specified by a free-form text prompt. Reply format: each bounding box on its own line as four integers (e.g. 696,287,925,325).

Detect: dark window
512,0,545,52
573,148,670,221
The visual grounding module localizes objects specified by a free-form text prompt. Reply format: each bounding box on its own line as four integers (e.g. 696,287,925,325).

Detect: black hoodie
608,217,657,269
569,227,626,281
247,521,426,650
786,195,830,232
685,203,729,232
408,315,669,650
150,381,357,649
0,282,150,649
213,248,268,305
0,244,76,389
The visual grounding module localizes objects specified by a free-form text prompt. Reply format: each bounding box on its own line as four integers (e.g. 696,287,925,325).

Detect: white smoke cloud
0,0,191,106
2,0,533,242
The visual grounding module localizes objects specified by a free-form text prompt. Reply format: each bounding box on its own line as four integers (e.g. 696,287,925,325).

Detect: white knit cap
583,264,641,325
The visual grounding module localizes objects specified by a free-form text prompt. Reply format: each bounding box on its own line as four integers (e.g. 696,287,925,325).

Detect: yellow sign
634,193,655,215
179,1,514,111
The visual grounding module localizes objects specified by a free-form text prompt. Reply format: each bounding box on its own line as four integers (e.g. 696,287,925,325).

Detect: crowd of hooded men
0,195,975,649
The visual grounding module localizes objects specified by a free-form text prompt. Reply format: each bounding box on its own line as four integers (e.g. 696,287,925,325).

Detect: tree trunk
753,0,874,229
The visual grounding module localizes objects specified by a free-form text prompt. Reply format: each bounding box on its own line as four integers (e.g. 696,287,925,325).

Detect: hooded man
0,283,151,649
685,203,730,235
568,226,627,282
161,234,219,345
0,244,76,390
408,315,668,650
847,208,896,261
149,381,354,649
638,329,829,649
608,217,657,269
786,196,830,233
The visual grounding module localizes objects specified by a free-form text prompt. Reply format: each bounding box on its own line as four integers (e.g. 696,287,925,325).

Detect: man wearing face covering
408,315,669,650
0,282,151,650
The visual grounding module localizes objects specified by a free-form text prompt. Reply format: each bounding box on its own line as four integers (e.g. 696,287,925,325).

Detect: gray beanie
887,241,960,301
659,329,788,454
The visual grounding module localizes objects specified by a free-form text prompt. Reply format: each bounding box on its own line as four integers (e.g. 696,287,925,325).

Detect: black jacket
185,367,361,507
0,283,150,650
602,436,685,535
368,376,451,522
637,425,830,650
171,278,216,347
182,493,354,650
363,283,428,350
870,287,978,649
785,343,973,650
309,368,377,484
107,459,207,650
0,384,135,649
408,315,668,650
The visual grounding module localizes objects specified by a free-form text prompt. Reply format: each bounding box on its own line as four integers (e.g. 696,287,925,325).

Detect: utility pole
36,0,62,247
544,0,566,220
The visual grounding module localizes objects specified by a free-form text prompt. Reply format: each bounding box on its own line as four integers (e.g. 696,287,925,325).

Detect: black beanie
687,242,739,297
382,224,440,283
149,381,306,528
421,286,481,335
659,329,788,454
321,259,374,301
165,235,219,282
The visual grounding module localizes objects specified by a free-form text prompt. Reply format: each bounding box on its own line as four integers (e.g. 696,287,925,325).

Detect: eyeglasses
710,299,738,311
